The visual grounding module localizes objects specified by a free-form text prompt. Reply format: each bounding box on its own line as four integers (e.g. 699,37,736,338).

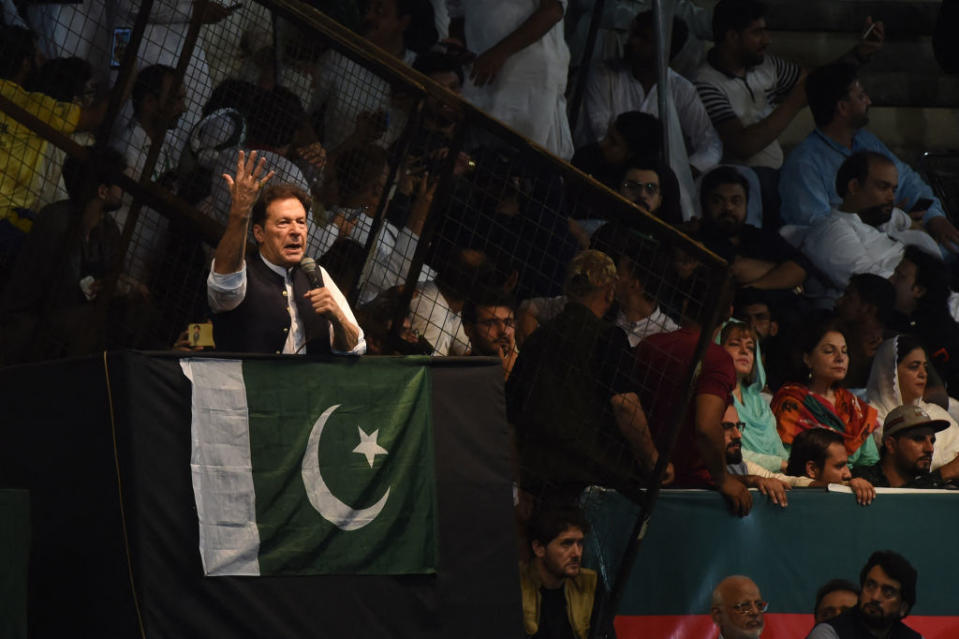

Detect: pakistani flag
181,357,437,577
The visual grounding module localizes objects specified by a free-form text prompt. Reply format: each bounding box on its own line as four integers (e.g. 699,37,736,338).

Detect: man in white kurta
461,0,574,159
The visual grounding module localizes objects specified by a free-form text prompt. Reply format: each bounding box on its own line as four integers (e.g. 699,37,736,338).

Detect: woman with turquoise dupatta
717,320,789,472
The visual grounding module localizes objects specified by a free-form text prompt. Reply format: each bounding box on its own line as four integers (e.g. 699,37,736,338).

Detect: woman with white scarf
865,334,959,471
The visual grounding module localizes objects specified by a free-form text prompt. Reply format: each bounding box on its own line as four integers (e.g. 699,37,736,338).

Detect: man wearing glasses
806,550,920,639
711,575,768,639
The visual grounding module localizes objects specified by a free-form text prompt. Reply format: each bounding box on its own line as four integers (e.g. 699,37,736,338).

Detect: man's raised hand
223,150,275,217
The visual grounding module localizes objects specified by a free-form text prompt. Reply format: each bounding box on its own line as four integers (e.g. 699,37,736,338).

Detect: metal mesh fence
0,0,729,626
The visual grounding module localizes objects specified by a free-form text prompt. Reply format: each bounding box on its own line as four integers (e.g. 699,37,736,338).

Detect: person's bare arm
696,393,752,516
715,72,806,160
734,258,806,290
470,0,564,86
304,288,360,351
610,392,674,484
212,150,275,274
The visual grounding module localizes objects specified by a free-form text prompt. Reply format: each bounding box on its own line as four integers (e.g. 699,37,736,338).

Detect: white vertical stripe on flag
181,359,261,576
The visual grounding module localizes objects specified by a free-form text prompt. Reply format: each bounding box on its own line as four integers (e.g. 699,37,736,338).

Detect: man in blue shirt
779,63,959,254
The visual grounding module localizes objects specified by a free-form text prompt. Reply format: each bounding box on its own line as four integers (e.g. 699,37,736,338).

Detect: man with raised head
711,575,768,639
781,63,959,253
520,507,604,639
853,404,959,489
807,550,921,639
207,151,364,355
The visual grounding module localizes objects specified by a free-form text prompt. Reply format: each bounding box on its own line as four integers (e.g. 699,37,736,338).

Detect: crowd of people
1,0,958,635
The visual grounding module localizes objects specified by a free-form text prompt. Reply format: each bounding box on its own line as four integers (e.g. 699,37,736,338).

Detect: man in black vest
806,550,921,639
207,151,364,355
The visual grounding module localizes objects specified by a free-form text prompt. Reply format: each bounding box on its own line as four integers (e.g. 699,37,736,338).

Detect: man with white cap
852,404,959,488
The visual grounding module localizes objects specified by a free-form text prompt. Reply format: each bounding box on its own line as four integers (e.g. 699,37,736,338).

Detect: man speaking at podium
207,151,365,355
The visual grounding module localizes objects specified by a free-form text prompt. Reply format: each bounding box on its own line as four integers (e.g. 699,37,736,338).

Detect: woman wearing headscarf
718,321,788,472
865,334,959,471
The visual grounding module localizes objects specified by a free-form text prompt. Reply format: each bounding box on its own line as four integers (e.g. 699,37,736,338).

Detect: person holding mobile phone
781,63,959,256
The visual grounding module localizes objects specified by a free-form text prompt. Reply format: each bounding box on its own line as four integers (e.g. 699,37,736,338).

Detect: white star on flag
352,427,389,468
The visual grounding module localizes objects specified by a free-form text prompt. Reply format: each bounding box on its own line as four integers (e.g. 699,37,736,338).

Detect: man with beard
800,152,942,304
462,288,518,380
852,404,959,489
781,63,959,255
695,3,882,226
806,551,921,639
519,507,606,639
697,166,809,291
722,404,805,503
711,575,768,639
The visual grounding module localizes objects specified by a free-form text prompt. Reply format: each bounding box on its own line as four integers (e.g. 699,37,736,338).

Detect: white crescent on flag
301,404,390,531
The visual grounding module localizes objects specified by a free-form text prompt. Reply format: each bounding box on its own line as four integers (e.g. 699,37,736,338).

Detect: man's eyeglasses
721,421,746,431
730,600,769,615
621,180,660,197
476,317,515,332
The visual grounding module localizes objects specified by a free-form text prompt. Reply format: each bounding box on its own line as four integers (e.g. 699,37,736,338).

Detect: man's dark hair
903,245,952,319
614,110,663,159
814,578,860,614
334,144,389,204
395,0,437,54
251,183,312,229
204,78,260,117
62,147,127,208
619,157,683,227
859,550,917,611
0,26,36,80
712,0,767,44
846,273,896,327
734,287,778,321
528,507,589,548
785,427,845,477
835,151,893,198
806,63,859,128
132,64,177,118
413,50,464,85
246,86,305,149
26,56,92,101
462,287,515,326
631,10,689,60
700,165,750,214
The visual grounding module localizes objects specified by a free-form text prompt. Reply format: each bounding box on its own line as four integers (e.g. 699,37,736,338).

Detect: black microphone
299,257,325,289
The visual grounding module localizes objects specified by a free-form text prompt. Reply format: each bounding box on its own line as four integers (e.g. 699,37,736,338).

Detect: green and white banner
181,358,437,576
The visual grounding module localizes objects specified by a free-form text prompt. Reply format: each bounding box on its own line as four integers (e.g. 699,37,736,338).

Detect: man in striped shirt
693,0,882,225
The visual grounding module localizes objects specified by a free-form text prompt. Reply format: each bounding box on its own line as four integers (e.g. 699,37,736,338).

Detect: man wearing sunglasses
711,575,768,639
